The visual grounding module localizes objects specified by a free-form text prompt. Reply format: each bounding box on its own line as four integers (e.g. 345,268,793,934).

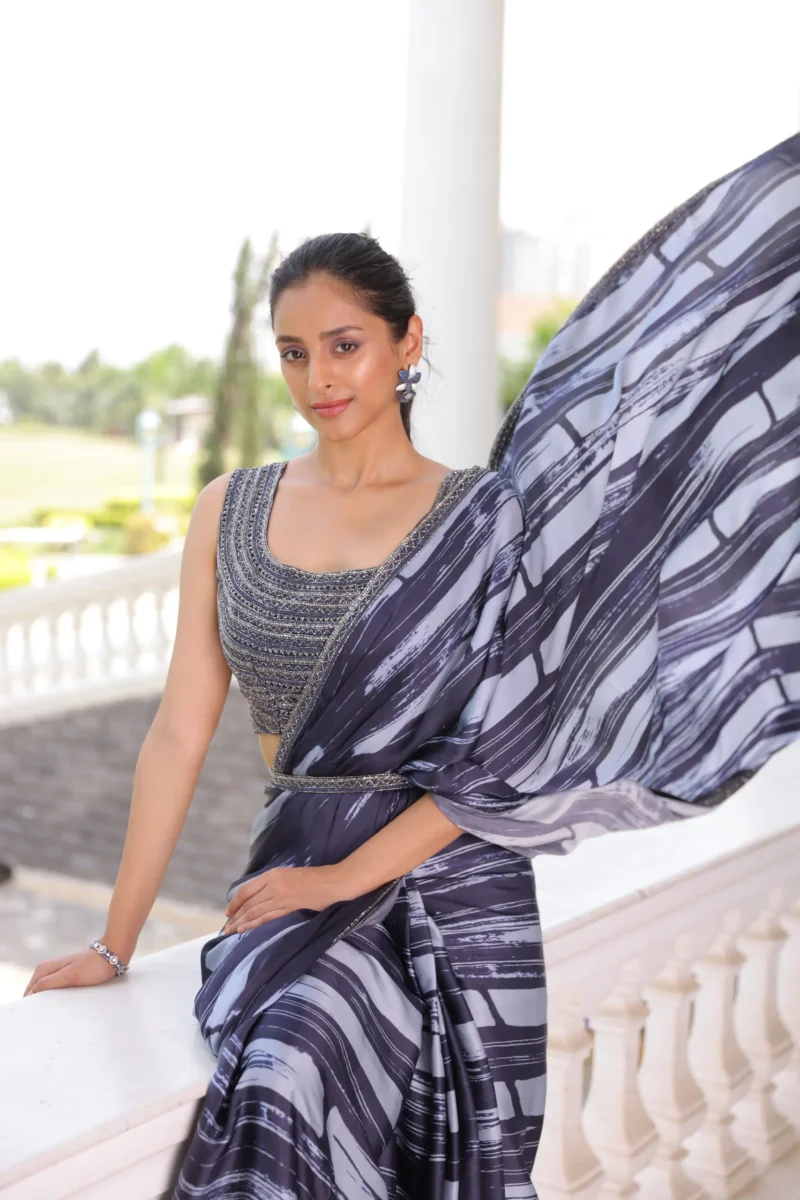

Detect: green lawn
0,425,202,524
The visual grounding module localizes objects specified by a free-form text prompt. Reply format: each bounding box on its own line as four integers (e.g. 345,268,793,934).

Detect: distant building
164,395,212,453
497,226,594,361
497,223,632,361
500,227,594,299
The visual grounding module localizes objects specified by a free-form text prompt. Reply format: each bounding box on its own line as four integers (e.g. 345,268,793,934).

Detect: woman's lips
312,399,352,418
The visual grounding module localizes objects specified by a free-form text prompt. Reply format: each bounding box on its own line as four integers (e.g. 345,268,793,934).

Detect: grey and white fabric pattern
172,134,800,1198
404,130,800,850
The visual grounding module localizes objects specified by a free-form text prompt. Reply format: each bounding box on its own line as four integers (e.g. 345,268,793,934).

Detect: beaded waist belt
265,765,411,793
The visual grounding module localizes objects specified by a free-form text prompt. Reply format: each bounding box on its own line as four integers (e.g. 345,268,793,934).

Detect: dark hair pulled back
269,232,423,442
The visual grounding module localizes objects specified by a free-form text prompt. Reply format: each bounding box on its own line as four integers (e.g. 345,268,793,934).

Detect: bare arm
101,475,233,962
332,794,462,899
24,475,233,994
224,793,463,932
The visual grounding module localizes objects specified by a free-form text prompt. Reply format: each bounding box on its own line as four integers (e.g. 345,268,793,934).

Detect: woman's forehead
273,275,372,334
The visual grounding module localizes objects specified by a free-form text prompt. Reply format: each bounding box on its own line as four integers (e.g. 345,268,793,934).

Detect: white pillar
400,0,505,469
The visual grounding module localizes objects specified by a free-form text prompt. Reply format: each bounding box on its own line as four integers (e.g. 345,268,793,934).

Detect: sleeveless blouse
216,461,458,736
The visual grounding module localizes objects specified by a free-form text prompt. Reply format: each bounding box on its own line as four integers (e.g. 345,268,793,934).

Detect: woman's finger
227,885,276,926
23,966,51,997
230,896,284,926
226,876,272,919
236,906,291,933
23,956,77,997
230,899,289,930
29,963,78,994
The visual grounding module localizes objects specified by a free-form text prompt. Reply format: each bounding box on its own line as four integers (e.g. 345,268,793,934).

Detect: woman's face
272,272,422,439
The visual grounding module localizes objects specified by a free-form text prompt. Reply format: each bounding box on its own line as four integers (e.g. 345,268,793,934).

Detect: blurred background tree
198,234,279,486
0,346,219,437
0,254,573,535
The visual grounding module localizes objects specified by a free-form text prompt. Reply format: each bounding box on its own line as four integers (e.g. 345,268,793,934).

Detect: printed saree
172,134,800,1198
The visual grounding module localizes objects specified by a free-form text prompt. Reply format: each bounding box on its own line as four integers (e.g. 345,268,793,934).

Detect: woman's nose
307,356,335,396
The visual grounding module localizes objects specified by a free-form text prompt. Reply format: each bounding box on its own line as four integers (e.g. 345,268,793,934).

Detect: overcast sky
1,0,798,368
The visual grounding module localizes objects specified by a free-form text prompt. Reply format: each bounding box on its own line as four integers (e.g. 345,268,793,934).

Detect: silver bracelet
89,939,129,976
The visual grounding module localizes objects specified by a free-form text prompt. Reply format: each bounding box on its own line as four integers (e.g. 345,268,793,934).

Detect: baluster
124,593,141,674
35,614,49,687
686,923,756,1198
638,938,707,1200
4,621,24,694
534,998,601,1198
776,899,800,1127
583,966,657,1199
54,608,67,686
25,617,39,692
41,613,59,688
0,621,8,694
733,893,797,1166
69,606,89,684
0,619,18,698
150,586,171,668
98,599,116,679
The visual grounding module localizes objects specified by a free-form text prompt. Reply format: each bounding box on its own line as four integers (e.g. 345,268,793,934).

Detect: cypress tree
198,235,278,486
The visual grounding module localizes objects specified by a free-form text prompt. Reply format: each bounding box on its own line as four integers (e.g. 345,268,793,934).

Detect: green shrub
31,507,95,529
93,497,140,529
0,546,32,590
93,487,196,529
122,513,171,555
83,527,128,555
152,486,196,515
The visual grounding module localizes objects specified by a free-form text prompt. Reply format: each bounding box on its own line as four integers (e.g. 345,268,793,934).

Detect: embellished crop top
216,462,380,735
216,460,480,738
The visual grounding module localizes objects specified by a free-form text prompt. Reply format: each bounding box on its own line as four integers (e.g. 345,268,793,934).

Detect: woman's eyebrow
275,324,365,345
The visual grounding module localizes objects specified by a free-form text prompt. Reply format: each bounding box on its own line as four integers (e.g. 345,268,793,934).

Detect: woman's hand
23,950,119,997
224,864,349,934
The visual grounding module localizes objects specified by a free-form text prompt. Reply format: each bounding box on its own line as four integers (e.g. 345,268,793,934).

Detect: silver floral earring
396,365,421,404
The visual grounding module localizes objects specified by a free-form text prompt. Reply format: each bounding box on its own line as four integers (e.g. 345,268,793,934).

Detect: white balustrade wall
0,553,181,728
533,787,800,1200
1,741,798,1199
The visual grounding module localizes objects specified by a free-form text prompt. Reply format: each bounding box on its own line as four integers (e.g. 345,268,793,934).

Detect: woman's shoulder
465,465,524,518
203,463,276,517
189,464,269,538
192,472,233,520
449,466,525,553
478,465,522,499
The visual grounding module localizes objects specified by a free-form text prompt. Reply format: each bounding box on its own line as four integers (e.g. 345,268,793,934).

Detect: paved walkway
0,865,222,1002
0,687,268,997
0,687,266,907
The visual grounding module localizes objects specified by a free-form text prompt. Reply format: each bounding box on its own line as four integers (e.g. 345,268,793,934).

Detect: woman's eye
335,341,358,354
280,348,304,362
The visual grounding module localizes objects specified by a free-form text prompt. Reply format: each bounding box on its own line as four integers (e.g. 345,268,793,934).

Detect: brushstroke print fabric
172,134,800,1197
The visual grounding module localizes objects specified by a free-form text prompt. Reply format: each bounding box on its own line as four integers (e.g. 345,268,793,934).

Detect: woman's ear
404,313,424,365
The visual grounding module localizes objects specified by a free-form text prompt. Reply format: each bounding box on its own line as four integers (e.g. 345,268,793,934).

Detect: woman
23,132,800,1199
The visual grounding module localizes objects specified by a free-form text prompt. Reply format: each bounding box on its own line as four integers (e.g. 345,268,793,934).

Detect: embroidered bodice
216,463,380,735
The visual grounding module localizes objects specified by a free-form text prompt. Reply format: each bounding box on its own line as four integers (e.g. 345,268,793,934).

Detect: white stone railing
1,739,798,1200
0,553,181,728
532,741,800,1200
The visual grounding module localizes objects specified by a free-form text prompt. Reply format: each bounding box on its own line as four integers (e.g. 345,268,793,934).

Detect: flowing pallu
173,133,800,1198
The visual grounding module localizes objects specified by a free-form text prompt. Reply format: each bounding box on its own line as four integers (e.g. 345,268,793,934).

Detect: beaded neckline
260,459,458,579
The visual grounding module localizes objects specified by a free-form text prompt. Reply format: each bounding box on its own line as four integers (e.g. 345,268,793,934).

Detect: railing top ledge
535,736,800,938
0,738,798,1187
0,550,182,617
0,935,213,1186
